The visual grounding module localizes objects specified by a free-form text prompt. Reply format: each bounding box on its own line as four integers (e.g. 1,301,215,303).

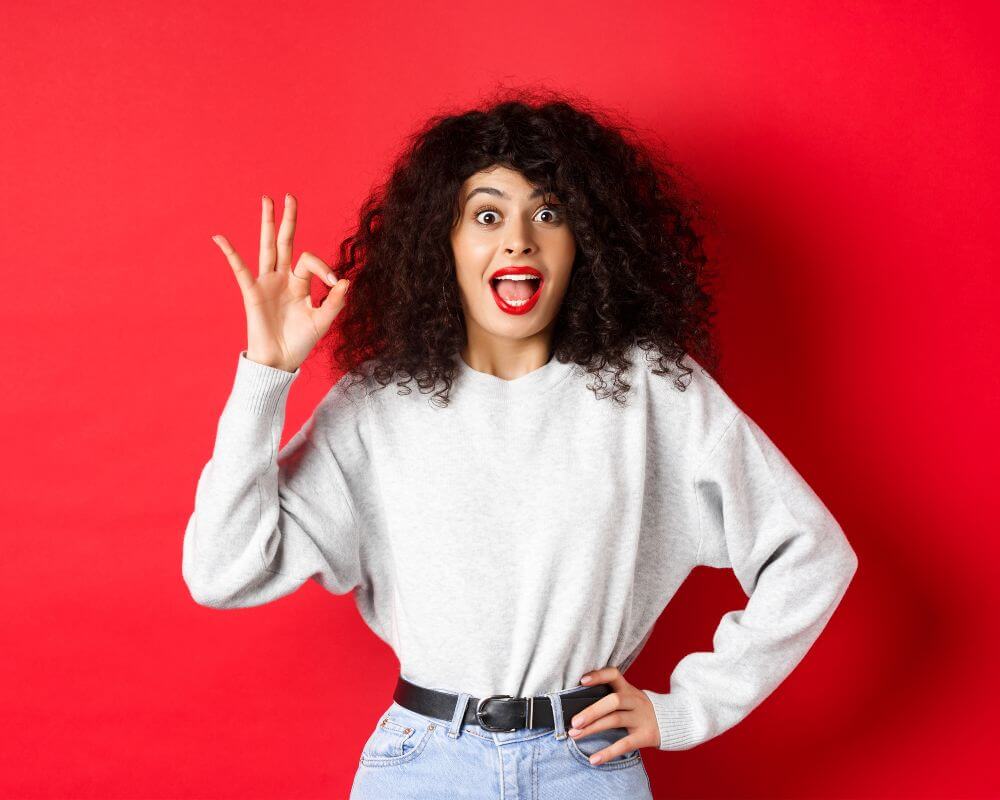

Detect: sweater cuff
642,689,702,751
228,350,300,416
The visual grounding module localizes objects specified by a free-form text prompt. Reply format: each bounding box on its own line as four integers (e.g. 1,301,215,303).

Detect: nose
503,216,537,256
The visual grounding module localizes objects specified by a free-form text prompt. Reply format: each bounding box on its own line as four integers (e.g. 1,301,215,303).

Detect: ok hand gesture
212,194,350,373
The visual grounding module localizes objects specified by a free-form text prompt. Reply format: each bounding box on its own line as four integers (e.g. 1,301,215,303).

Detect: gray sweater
182,343,858,751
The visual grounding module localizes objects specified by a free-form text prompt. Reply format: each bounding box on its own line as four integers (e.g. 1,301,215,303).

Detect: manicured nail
590,755,601,765
580,675,592,684
325,272,336,285
568,727,580,736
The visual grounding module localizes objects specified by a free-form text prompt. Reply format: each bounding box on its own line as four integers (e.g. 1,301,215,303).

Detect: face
450,165,576,347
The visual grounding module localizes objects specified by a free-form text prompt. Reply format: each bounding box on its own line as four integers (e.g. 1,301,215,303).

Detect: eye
474,205,503,225
472,205,563,226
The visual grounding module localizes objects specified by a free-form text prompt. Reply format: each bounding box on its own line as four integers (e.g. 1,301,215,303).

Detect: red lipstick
488,266,544,316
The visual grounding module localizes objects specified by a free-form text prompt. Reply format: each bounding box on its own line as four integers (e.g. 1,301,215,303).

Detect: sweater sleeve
642,409,859,750
181,351,367,609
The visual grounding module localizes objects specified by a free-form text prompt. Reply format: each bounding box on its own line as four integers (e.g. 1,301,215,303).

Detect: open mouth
490,275,543,315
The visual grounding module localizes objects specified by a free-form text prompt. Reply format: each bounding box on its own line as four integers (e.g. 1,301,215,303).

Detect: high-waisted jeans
349,682,653,799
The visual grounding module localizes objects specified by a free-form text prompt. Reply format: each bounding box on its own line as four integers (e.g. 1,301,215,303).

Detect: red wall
1,1,995,797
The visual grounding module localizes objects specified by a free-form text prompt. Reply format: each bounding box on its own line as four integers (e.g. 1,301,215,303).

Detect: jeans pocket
566,726,643,771
359,709,435,768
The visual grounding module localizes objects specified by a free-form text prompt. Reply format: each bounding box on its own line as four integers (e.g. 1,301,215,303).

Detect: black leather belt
392,674,612,733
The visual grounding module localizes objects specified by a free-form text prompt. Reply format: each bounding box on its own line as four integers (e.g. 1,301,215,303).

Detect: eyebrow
464,186,547,205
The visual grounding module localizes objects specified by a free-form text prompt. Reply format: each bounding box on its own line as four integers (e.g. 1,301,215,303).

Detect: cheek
558,230,576,259
454,267,480,299
538,226,575,257
544,233,576,287
451,261,484,303
452,238,493,281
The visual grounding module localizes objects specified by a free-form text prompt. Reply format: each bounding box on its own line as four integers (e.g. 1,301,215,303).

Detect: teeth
491,274,541,307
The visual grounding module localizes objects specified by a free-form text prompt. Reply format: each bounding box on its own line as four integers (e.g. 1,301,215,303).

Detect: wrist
243,350,298,373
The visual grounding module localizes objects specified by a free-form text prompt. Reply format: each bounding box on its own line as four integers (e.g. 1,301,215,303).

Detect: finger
313,278,350,331
212,234,255,297
259,195,277,275
569,708,628,739
580,666,624,689
585,734,640,766
275,193,296,273
289,251,337,299
568,692,623,732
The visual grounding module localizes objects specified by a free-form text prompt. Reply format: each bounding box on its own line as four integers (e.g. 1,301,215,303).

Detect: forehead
460,165,535,191
459,167,557,206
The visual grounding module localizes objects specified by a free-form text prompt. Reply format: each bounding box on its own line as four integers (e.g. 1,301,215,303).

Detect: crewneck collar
452,348,577,403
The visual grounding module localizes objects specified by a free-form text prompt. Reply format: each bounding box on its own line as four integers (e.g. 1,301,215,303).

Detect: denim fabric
350,683,653,799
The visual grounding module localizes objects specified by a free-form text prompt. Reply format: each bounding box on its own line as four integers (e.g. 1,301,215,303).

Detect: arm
181,351,366,609
642,409,859,749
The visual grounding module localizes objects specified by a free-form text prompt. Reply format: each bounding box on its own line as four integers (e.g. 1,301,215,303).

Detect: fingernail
325,272,336,285
568,727,580,736
572,717,582,728
589,755,601,765
580,675,592,684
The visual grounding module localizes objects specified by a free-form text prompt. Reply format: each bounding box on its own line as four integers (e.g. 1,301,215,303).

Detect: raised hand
212,193,350,372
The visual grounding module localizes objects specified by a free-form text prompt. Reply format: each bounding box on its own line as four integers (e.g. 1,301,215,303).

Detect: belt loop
448,692,471,739
545,690,567,740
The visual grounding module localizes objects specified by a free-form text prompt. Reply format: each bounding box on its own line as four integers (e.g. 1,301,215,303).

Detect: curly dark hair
319,85,721,408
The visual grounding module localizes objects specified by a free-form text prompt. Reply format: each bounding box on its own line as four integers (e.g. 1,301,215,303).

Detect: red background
2,1,996,797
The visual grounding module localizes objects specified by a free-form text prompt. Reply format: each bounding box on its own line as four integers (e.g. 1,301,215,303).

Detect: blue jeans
349,683,653,799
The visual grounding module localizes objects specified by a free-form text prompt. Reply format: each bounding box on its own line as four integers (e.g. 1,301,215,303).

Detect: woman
182,91,859,799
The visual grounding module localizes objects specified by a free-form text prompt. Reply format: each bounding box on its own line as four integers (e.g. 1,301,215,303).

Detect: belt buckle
475,694,518,732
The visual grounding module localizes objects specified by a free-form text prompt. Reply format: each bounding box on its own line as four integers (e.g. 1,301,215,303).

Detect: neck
460,327,554,381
